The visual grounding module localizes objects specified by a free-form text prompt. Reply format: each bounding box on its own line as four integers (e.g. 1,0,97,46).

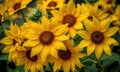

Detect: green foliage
0,54,8,60
0,0,120,72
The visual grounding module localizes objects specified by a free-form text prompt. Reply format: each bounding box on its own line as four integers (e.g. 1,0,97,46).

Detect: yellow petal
10,24,20,35
5,30,14,37
104,38,119,46
25,29,39,40
74,22,83,30
76,59,84,68
31,44,43,57
17,46,26,51
69,28,77,38
42,16,50,30
31,65,36,72
77,40,90,48
8,52,14,61
63,62,70,72
104,27,119,37
50,18,59,29
77,30,90,39
0,37,12,45
93,16,99,26
103,44,111,56
64,40,74,49
36,64,44,72
25,62,31,72
51,10,59,17
2,45,11,53
83,19,93,31
70,60,75,71
53,24,68,36
55,35,69,41
67,0,75,14
95,45,103,59
23,40,39,47
52,41,66,50
50,45,58,58
9,46,16,52
77,53,86,58
77,13,88,22
87,43,95,56
100,18,111,32
53,61,61,72
16,57,26,66
74,4,81,16
41,46,50,62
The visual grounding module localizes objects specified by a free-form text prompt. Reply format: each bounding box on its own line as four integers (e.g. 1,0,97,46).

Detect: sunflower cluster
0,0,120,72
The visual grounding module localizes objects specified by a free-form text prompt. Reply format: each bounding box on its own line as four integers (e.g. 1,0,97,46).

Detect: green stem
97,60,104,72
94,54,104,72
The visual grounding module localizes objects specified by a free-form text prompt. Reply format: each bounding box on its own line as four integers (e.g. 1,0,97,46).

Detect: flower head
16,47,44,72
52,0,88,38
53,40,86,72
5,0,32,15
23,16,69,62
77,17,119,59
0,24,25,61
37,0,65,14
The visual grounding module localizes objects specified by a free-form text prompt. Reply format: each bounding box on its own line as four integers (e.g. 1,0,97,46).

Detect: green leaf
0,54,8,60
85,63,99,72
82,59,97,63
74,34,83,47
7,65,24,72
100,53,120,67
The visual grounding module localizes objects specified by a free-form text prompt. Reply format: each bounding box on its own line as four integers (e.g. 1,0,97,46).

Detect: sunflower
97,0,116,9
81,3,108,21
52,40,86,72
0,24,25,61
23,16,69,62
5,0,32,15
0,4,7,22
37,0,65,14
51,0,88,38
112,5,120,34
77,17,119,59
16,47,44,72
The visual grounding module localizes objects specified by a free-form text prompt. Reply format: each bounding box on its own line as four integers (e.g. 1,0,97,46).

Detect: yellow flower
81,3,108,21
37,0,65,14
53,40,86,72
0,24,25,61
97,0,116,9
5,0,32,15
23,16,69,62
113,5,120,34
0,4,7,22
51,0,88,38
77,17,119,59
16,47,44,72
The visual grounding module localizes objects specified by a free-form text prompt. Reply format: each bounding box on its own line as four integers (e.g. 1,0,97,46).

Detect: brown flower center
58,49,71,60
91,31,104,44
13,3,21,10
62,14,76,27
107,0,112,4
12,39,17,46
40,31,54,45
106,10,114,15
88,16,93,21
47,1,57,7
26,50,38,62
